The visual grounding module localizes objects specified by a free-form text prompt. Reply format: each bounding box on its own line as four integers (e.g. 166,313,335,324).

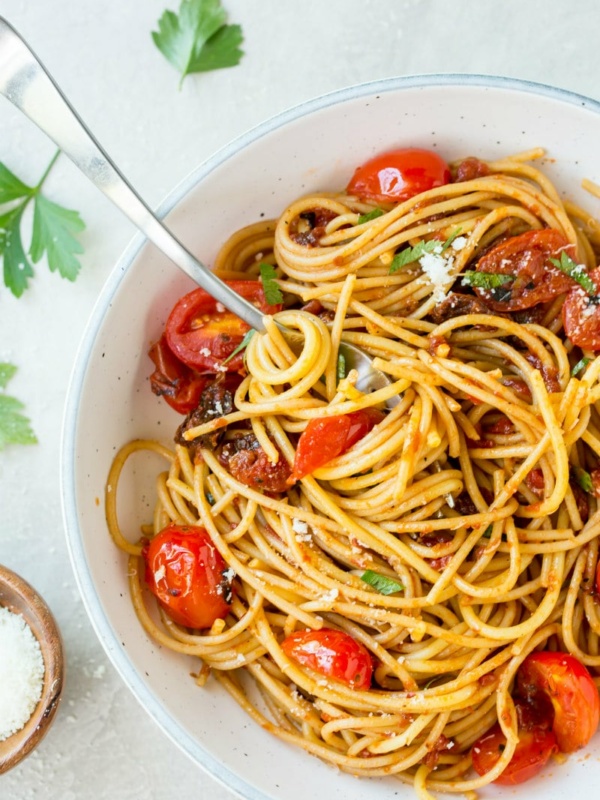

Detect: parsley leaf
259,262,283,305
357,208,384,225
222,328,255,364
481,524,493,539
0,363,37,450
337,352,346,381
360,570,404,595
152,0,244,86
0,152,86,297
572,465,594,494
571,357,591,377
461,271,513,290
550,251,596,296
389,229,463,274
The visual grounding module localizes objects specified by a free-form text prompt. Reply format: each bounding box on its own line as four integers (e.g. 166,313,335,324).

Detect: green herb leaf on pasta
152,0,244,86
259,262,283,305
461,271,513,290
550,251,597,296
572,465,593,494
389,229,462,274
360,570,404,595
222,328,256,365
0,363,37,450
357,208,384,225
337,352,346,381
571,357,591,377
440,227,463,252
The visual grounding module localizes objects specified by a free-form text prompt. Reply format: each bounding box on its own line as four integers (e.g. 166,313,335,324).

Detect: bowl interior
0,566,64,774
63,76,600,800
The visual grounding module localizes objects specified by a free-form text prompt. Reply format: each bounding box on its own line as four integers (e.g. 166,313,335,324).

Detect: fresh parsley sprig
152,0,244,87
550,251,597,296
571,357,591,377
222,328,255,364
0,363,37,450
0,151,85,298
259,262,284,305
572,465,594,494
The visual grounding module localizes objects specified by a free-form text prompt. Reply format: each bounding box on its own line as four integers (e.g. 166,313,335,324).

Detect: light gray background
1,1,599,798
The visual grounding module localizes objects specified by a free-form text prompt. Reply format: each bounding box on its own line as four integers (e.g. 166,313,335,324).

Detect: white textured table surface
1,1,600,798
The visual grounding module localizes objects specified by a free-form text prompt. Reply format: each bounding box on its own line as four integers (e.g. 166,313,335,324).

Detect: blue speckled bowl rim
61,73,600,800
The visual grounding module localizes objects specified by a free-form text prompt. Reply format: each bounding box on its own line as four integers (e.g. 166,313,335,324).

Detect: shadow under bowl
0,564,64,774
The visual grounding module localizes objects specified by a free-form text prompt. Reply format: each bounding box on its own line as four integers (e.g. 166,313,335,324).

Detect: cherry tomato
219,433,291,493
562,267,600,350
346,148,451,204
165,281,279,372
290,408,384,481
471,712,557,785
281,628,373,690
148,334,209,414
517,651,600,752
472,230,577,312
143,524,233,629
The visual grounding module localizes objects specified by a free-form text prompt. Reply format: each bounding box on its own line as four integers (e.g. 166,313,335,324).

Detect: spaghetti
106,148,600,798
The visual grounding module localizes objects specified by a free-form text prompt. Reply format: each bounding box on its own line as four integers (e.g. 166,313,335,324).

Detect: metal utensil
0,16,396,399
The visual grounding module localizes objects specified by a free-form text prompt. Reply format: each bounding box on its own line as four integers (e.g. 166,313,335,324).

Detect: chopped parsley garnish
571,357,591,377
550,251,597,296
0,363,37,450
360,570,404,595
0,152,85,298
222,328,255,364
461,271,513,290
152,0,244,87
572,465,593,494
337,352,346,381
389,228,463,274
357,208,384,225
440,227,463,253
481,524,493,539
259,262,283,305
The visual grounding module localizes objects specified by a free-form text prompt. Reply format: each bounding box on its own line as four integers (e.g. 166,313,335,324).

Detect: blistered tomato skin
281,628,373,690
562,266,600,350
143,524,233,630
471,720,558,785
346,148,451,204
517,651,600,752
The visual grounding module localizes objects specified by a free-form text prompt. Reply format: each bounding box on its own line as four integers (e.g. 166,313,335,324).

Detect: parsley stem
35,149,61,193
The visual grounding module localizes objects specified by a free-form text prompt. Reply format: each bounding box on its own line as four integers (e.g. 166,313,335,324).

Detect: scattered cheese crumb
319,588,339,604
292,518,308,534
216,302,226,313
419,250,455,302
451,236,467,251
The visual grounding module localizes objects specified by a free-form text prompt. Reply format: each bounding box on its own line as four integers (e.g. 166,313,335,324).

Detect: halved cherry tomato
165,281,280,372
148,334,209,414
290,408,384,481
143,524,233,630
472,230,576,312
346,148,450,204
471,705,558,785
281,628,373,690
562,267,600,350
517,651,600,752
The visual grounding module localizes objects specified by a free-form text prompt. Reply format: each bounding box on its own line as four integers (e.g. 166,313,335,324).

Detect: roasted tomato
346,148,450,204
281,628,373,690
148,334,209,414
562,266,600,350
143,524,233,629
471,702,558,786
517,651,600,752
471,230,577,312
176,373,242,452
290,408,384,481
165,282,279,372
219,432,291,492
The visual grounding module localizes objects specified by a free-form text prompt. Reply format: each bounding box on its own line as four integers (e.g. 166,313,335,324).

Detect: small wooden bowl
0,565,64,774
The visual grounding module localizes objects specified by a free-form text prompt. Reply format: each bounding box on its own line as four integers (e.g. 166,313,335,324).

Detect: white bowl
62,75,600,800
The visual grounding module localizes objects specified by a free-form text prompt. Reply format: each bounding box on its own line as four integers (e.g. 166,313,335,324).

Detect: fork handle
0,15,266,331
